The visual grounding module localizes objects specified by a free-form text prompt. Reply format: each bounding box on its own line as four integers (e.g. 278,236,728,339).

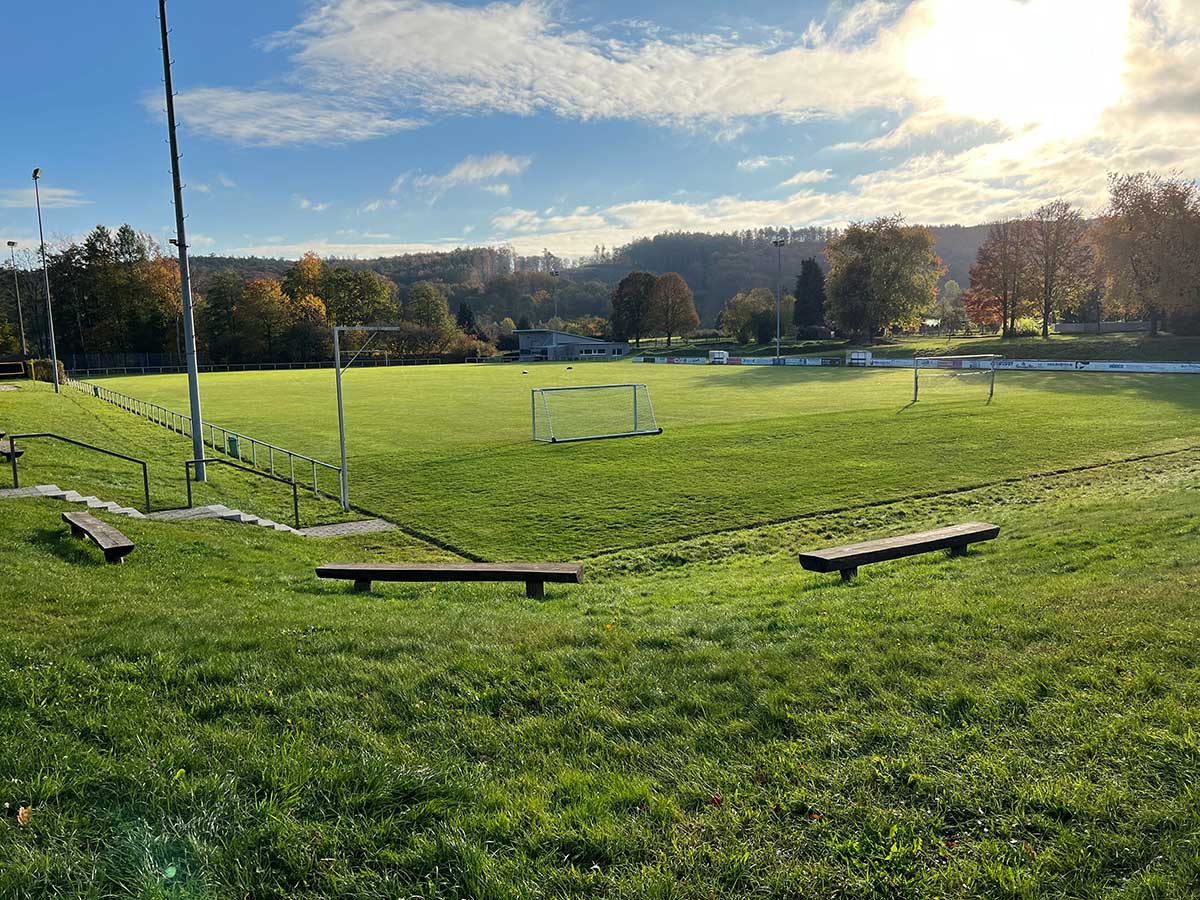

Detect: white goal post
913,354,1003,402
532,383,663,443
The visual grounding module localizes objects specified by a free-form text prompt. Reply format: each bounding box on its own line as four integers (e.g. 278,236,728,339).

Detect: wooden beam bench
0,438,23,461
62,511,135,564
799,522,999,581
316,561,585,599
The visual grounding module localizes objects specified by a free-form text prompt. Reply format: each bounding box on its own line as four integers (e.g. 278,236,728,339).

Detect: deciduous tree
967,220,1035,337
719,287,775,343
1026,200,1093,338
610,272,657,345
824,216,942,339
650,272,699,347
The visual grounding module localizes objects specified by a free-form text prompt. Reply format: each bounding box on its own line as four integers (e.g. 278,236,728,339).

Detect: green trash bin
227,434,241,460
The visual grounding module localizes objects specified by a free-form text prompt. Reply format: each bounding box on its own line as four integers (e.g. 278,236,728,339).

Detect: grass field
2,435,1199,897
96,361,1200,560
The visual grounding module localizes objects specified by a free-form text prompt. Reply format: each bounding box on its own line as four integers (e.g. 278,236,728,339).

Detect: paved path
298,518,399,538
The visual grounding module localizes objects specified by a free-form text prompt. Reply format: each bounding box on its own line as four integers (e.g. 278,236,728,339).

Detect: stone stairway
0,483,300,533
0,483,400,539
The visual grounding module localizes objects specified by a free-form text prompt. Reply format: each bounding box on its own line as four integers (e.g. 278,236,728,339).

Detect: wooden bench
0,438,23,461
316,561,584,599
799,522,999,581
63,511,135,564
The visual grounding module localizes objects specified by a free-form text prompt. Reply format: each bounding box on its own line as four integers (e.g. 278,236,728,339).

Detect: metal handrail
185,457,300,529
7,432,151,512
67,377,342,503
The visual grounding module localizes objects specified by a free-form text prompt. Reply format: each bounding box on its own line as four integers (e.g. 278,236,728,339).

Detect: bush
31,358,65,384
797,325,834,340
1014,317,1042,337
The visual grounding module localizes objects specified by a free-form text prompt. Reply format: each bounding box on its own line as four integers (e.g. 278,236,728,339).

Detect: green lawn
95,361,1200,559
1,382,350,528
1,442,1198,897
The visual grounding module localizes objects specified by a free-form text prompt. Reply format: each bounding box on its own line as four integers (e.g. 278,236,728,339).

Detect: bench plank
62,511,135,564
800,522,998,580
0,439,23,461
317,562,583,599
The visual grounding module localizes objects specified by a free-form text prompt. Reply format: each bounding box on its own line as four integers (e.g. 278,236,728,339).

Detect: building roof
514,329,613,344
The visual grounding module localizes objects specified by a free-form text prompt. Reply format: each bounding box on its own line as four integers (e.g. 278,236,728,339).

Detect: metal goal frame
532,383,663,443
913,354,1003,403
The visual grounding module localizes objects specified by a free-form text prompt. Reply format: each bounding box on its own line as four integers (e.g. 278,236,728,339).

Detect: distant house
516,329,630,362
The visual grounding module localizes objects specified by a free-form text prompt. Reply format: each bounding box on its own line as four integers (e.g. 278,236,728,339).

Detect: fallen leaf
17,806,30,827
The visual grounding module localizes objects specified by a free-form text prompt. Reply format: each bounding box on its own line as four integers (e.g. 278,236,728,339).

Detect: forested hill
189,224,990,326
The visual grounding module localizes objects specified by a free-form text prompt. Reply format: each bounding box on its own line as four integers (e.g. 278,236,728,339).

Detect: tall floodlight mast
31,170,59,392
772,236,787,359
6,242,27,356
158,0,206,479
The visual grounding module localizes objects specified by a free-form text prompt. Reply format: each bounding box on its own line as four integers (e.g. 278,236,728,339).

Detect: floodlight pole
159,0,206,480
6,242,27,357
772,237,787,359
31,171,59,392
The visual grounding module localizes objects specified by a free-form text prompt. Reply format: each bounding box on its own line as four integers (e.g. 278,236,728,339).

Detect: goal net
532,383,663,443
912,354,1002,403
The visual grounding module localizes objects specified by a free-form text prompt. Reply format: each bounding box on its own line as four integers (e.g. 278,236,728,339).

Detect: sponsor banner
637,355,1200,373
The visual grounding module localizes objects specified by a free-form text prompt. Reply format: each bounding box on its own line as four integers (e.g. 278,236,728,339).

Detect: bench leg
103,550,124,565
839,567,858,582
949,545,968,557
353,579,372,593
69,524,85,539
525,580,544,599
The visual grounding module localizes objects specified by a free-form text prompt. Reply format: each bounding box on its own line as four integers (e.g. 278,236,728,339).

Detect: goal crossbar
532,383,663,443
913,354,1004,402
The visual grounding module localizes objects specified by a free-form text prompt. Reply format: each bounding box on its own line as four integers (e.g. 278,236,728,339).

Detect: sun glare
904,0,1131,138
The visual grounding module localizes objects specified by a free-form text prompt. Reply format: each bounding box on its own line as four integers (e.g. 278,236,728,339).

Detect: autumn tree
792,257,826,331
1093,172,1200,335
967,220,1035,337
1026,200,1093,338
719,287,775,343
650,272,699,347
236,278,292,361
609,272,657,345
824,216,942,339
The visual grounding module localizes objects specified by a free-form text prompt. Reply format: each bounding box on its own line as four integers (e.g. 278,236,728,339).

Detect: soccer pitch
98,362,1200,559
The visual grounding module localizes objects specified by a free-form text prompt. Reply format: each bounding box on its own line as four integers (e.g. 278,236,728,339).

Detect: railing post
292,479,299,529
185,462,193,508
142,462,151,513
9,436,17,488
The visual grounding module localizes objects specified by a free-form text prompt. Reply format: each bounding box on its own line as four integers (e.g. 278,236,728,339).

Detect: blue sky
2,0,1198,261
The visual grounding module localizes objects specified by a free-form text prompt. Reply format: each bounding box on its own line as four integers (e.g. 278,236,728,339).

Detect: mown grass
1,382,350,527
97,362,1200,559
1,446,1199,897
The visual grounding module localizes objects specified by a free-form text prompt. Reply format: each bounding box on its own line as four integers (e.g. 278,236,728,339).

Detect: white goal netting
912,355,1002,403
532,383,662,443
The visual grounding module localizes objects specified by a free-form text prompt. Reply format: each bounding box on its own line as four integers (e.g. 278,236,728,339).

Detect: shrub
31,358,65,384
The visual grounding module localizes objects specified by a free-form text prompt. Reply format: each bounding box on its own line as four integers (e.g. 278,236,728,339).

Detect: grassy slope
1,450,1199,898
1,382,350,527
97,362,1200,559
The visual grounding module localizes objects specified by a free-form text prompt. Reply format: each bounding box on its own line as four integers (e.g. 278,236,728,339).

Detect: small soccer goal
912,354,1003,403
532,383,663,443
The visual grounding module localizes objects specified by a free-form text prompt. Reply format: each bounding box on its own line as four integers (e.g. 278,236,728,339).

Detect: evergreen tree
792,257,826,331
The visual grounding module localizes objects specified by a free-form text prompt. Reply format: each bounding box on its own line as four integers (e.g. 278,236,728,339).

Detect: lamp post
772,236,788,359
6,241,27,357
31,169,59,392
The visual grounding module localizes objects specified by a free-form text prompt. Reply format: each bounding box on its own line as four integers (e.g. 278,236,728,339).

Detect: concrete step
35,484,62,494
220,511,260,525
148,505,230,522
0,486,52,499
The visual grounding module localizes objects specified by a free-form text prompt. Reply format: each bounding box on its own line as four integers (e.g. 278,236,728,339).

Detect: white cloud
263,0,911,132
413,152,531,198
189,233,217,248
297,195,331,211
217,173,237,188
192,183,212,194
778,168,834,187
0,187,92,209
359,197,398,213
482,183,511,196
737,155,794,172
160,88,421,147
227,237,486,258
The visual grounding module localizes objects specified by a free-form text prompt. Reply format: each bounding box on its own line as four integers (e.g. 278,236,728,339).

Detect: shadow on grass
29,527,104,566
